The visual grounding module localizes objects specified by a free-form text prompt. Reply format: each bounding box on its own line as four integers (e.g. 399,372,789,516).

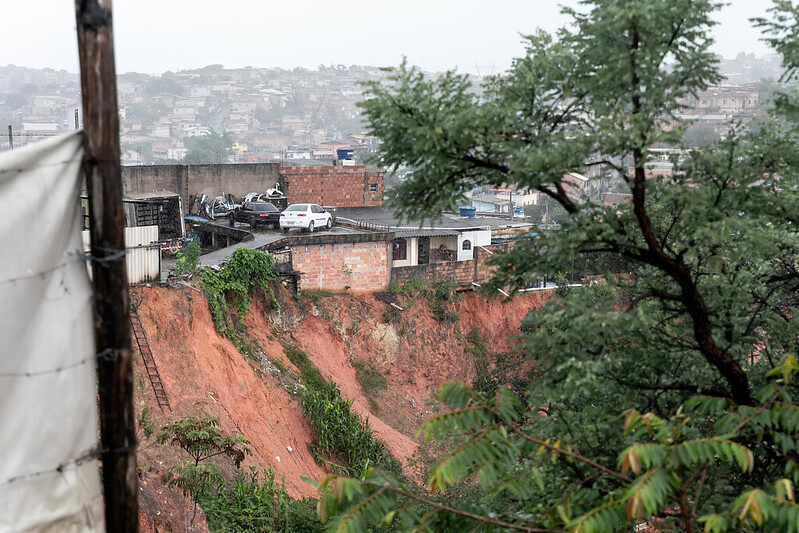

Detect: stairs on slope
130,307,171,412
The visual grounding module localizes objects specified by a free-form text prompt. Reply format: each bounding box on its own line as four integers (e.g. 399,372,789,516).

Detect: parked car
234,202,281,228
280,203,333,232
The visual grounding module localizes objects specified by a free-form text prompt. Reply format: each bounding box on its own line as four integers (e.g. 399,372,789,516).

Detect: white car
280,203,333,233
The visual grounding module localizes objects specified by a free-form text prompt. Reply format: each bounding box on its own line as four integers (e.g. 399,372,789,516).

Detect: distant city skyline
1,1,779,76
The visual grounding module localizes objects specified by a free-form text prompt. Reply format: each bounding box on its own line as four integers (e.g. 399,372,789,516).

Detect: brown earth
131,283,553,528
139,465,210,533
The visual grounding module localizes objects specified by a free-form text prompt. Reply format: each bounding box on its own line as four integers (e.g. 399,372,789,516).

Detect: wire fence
1,149,133,491
1,445,103,488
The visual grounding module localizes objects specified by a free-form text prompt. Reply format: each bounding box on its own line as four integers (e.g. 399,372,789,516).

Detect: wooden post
7,125,12,149
74,1,138,532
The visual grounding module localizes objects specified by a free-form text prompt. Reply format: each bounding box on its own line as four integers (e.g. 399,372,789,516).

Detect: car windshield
250,203,278,212
285,204,308,212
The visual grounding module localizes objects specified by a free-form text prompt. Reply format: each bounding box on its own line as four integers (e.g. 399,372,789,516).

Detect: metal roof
124,190,181,201
333,206,535,237
393,228,459,238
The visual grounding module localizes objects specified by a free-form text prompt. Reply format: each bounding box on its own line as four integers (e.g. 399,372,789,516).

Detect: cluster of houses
114,161,541,291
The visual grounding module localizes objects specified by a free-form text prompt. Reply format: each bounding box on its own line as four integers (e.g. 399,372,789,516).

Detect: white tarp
0,132,104,532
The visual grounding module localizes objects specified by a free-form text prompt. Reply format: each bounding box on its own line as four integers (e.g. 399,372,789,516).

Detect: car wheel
325,217,332,229
307,221,315,233
282,227,288,233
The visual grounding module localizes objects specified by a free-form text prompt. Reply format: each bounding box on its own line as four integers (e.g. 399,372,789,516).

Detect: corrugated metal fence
82,225,161,284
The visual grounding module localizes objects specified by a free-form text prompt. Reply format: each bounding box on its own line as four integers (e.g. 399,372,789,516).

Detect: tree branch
384,484,569,533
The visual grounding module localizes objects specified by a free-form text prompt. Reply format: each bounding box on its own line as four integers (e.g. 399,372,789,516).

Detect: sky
1,1,777,76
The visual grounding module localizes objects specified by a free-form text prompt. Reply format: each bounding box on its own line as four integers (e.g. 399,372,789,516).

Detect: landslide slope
131,283,552,516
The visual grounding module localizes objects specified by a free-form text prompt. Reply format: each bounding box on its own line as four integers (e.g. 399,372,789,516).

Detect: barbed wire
0,157,84,176
0,442,136,488
0,247,128,289
0,445,102,488
0,348,120,379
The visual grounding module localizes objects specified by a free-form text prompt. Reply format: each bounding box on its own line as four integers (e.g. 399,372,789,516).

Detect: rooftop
334,206,535,237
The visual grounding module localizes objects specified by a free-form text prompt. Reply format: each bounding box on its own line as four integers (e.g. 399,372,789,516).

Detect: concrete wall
189,163,280,199
122,163,279,206
123,165,187,201
122,163,382,209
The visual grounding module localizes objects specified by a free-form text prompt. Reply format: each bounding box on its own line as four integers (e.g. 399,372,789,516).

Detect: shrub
465,329,488,380
174,241,201,276
199,467,287,533
301,381,401,477
354,362,388,397
283,343,327,392
298,289,333,303
201,248,278,336
415,281,459,322
286,498,326,533
386,279,428,295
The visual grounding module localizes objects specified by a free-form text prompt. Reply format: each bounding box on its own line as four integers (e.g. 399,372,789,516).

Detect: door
312,205,325,225
418,237,430,265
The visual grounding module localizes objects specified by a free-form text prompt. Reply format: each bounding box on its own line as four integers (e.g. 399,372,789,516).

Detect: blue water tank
459,206,477,218
336,148,354,160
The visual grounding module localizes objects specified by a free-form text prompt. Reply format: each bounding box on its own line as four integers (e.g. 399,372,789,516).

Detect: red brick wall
292,241,390,292
280,165,383,207
391,243,515,286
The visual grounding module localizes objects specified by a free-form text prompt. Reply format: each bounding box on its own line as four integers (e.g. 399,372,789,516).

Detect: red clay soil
455,290,554,353
132,286,327,501
292,315,420,463
130,284,554,526
139,465,209,533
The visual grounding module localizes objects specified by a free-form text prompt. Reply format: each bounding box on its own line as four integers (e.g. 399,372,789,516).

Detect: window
369,183,378,193
312,205,324,213
393,238,407,261
462,239,472,251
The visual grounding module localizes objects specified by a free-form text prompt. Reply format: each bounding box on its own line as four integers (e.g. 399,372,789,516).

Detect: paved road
199,224,366,267
199,231,284,267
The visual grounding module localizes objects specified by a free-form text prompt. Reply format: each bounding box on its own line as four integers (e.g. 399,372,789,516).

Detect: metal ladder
130,307,172,411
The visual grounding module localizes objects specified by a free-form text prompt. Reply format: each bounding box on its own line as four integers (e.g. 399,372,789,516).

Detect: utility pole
74,1,138,532
7,125,12,149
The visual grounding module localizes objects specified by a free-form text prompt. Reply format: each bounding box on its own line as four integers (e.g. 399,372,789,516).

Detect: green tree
157,417,252,527
145,73,185,96
682,124,721,148
157,417,251,467
125,102,164,127
319,1,799,532
184,129,234,164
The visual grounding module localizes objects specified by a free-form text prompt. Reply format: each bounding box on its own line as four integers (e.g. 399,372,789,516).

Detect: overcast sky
1,1,777,76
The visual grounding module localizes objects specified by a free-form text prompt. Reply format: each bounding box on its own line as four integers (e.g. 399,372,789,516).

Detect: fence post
75,1,139,531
